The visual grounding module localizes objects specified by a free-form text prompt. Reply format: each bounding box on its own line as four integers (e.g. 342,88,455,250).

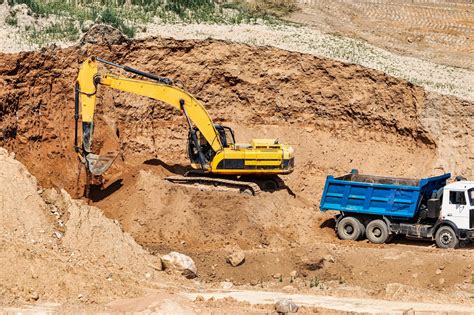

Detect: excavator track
164,175,261,196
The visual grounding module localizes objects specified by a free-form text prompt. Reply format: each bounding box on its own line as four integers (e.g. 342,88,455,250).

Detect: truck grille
470,209,474,229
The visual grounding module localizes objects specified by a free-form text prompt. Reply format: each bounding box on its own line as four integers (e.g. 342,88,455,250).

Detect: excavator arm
74,56,223,174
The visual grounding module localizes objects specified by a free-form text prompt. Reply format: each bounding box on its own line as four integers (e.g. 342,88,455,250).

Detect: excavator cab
216,125,235,148
188,124,235,168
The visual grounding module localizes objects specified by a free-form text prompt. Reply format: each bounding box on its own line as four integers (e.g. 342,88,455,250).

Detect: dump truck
320,170,474,248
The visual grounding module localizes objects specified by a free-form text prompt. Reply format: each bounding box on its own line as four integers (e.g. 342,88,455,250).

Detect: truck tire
337,217,363,241
366,220,389,244
435,226,459,249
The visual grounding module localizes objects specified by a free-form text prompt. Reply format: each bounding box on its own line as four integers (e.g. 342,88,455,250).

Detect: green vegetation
26,21,80,46
99,6,135,37
5,0,297,46
309,276,320,288
5,14,18,26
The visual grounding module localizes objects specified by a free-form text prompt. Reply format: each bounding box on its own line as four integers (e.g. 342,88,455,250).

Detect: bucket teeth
85,152,118,176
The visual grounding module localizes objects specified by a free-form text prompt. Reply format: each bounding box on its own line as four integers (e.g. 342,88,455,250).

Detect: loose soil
1,28,474,310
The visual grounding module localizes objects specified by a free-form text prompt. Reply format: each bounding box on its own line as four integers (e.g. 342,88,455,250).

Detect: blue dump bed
320,171,451,219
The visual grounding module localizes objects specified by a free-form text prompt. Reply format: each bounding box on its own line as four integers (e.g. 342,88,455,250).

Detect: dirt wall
1,34,471,199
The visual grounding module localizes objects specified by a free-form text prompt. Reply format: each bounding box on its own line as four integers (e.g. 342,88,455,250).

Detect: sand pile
0,149,51,242
96,169,318,252
0,148,162,305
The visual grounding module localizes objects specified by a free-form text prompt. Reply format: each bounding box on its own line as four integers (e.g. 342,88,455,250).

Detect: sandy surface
0,1,472,101
1,30,473,311
0,6,474,313
290,0,474,70
139,22,474,101
184,290,474,313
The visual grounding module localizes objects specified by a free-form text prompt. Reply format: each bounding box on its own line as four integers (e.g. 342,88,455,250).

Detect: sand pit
1,28,474,309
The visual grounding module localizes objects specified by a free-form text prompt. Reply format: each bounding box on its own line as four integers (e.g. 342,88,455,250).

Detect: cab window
468,189,474,205
449,191,466,205
224,127,235,146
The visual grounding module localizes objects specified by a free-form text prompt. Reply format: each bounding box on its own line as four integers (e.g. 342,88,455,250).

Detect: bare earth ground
290,0,474,70
0,26,474,312
0,1,474,312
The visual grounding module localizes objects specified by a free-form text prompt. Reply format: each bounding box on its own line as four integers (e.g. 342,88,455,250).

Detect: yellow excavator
74,57,294,195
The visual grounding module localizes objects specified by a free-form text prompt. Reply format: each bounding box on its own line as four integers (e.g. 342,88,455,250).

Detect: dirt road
184,290,474,314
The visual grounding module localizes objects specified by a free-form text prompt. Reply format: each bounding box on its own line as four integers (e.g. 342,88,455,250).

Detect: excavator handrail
76,57,223,161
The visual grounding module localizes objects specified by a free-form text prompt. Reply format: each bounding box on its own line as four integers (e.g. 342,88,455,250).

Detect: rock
275,298,299,314
29,291,39,301
323,255,335,263
226,250,245,267
52,231,63,239
273,273,282,279
220,281,233,289
435,269,442,275
321,86,337,99
194,295,204,302
290,270,298,278
148,262,163,271
11,4,31,16
41,188,60,204
250,279,259,286
161,252,197,279
80,24,129,46
439,278,445,285
81,20,95,32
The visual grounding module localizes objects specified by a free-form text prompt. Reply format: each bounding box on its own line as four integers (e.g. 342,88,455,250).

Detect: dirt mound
81,24,129,47
0,149,51,242
95,168,318,251
0,148,163,306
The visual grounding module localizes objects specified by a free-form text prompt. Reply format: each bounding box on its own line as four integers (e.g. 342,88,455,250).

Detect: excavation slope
1,35,472,197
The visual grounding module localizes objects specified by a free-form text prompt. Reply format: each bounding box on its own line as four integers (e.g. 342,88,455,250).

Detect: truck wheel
337,217,363,241
435,226,459,249
366,220,389,244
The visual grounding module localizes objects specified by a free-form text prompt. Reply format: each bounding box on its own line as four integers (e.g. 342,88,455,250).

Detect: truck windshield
469,189,474,206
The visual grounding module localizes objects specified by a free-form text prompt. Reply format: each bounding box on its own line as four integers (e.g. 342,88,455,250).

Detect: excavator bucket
85,152,118,176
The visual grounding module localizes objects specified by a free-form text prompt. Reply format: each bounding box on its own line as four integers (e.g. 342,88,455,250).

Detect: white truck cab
441,181,474,229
